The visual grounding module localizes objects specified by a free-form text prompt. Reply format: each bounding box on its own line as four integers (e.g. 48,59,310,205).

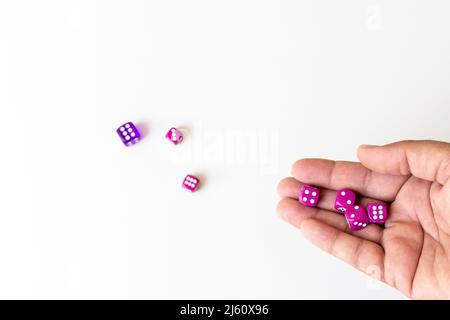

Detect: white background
1,0,450,299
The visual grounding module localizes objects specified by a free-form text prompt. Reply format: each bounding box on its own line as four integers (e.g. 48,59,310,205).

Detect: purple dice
345,205,369,231
335,189,356,213
299,185,320,207
182,174,200,192
367,203,388,224
165,127,183,145
117,122,141,146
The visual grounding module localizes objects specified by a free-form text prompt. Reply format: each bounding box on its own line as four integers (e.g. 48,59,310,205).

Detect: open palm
277,141,450,299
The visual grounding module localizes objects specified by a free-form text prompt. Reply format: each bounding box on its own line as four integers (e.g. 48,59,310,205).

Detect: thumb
357,140,450,185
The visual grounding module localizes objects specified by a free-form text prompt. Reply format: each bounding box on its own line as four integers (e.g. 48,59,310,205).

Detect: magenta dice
335,189,356,213
299,185,320,207
345,205,369,231
182,174,200,192
367,203,388,223
117,122,141,146
166,127,183,145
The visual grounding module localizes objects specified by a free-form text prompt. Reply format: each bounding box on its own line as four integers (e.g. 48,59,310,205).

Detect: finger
300,219,385,282
358,140,450,185
277,177,389,212
381,220,424,297
291,160,407,202
277,197,383,243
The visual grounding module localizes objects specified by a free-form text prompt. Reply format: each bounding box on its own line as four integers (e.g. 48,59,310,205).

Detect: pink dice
367,203,388,224
335,189,356,213
299,185,320,207
166,127,183,145
182,174,200,192
345,205,369,231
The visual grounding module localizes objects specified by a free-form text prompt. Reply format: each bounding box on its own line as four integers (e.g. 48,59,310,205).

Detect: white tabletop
1,1,449,299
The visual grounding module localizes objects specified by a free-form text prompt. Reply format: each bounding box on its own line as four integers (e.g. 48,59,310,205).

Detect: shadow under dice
117,122,141,146
367,203,388,223
345,205,369,231
334,189,356,213
299,185,320,207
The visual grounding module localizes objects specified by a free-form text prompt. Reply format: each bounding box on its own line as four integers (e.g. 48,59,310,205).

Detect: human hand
277,140,450,299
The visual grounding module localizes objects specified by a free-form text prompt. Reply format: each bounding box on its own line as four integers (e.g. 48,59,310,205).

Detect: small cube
335,189,357,213
299,185,320,207
182,174,200,192
367,203,388,223
165,127,183,145
117,122,141,146
345,205,370,231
